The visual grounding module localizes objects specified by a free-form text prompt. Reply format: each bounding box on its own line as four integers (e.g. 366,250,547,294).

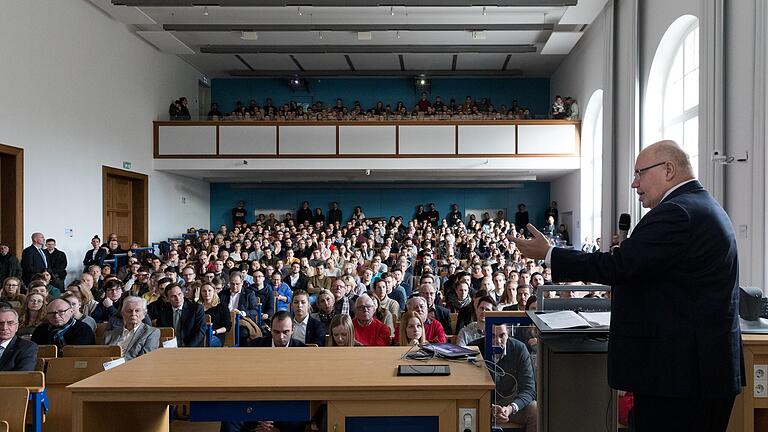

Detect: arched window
645,15,700,176
581,89,603,248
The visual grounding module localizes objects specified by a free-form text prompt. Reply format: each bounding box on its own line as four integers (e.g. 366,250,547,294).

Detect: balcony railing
153,119,580,159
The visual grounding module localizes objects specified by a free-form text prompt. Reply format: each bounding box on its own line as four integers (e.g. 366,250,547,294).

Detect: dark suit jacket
43,249,68,283
285,273,309,292
21,245,47,285
219,289,259,321
470,337,536,410
155,300,205,347
304,315,327,346
247,336,306,347
551,180,743,398
248,285,274,319
432,304,452,335
103,325,160,360
0,336,37,371
31,319,96,351
83,248,106,268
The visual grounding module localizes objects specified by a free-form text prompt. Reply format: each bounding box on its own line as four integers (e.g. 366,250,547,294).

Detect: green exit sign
122,161,132,170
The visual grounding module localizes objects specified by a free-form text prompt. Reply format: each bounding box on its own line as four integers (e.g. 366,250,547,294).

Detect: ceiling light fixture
318,31,324,39
396,31,401,39
297,6,302,15
203,6,209,16
240,31,258,40
390,6,395,15
482,6,487,16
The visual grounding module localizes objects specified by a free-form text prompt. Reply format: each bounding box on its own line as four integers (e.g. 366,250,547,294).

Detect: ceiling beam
227,69,524,77
202,44,536,54
164,23,554,32
115,0,576,7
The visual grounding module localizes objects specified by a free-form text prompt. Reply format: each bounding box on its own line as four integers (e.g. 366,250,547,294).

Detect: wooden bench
94,322,109,345
159,326,175,344
44,357,119,432
62,345,122,358
35,345,58,372
0,387,29,432
0,371,45,432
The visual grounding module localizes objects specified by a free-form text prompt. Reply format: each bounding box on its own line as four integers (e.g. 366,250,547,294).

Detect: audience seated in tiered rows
0,199,596,432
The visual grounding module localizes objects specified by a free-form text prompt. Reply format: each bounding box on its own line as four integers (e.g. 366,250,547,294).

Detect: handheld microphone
618,213,631,243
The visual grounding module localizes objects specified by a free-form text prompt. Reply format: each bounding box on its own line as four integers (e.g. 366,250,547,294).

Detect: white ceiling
90,0,609,78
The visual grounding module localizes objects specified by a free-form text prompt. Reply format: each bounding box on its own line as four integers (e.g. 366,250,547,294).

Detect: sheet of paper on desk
163,338,178,348
578,312,611,328
103,357,126,370
538,310,592,329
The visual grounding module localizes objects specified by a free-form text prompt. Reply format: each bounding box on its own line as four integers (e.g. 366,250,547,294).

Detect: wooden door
102,166,148,248
105,176,133,248
0,144,23,256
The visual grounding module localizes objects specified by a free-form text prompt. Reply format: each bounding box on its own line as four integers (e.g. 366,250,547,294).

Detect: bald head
649,140,693,174
633,140,695,209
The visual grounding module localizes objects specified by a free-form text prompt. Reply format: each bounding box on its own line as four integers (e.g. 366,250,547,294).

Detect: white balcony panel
279,126,336,155
518,124,578,154
158,126,216,155
399,125,455,154
339,126,396,155
458,125,516,154
220,126,277,155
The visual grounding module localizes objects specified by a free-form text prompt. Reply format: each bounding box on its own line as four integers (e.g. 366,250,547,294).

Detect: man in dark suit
43,238,68,289
290,290,326,346
513,141,742,432
0,308,37,371
327,201,342,226
21,232,48,285
219,271,260,321
470,323,537,432
221,311,306,432
0,242,23,282
285,262,308,293
155,284,205,347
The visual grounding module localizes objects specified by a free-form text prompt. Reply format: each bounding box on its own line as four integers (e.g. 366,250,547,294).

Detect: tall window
645,15,700,176
581,89,603,247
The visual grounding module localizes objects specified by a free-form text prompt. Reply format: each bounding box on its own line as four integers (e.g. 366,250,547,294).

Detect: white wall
0,0,210,281
550,171,581,248
550,3,612,247
552,0,767,289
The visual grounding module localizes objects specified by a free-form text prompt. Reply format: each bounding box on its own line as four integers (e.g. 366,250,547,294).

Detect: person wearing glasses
351,294,390,346
512,140,742,431
31,298,95,351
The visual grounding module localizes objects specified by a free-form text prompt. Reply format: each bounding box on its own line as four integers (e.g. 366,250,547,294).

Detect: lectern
528,310,618,432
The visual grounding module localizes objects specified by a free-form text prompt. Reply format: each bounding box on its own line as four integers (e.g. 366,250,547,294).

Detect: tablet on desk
397,365,451,376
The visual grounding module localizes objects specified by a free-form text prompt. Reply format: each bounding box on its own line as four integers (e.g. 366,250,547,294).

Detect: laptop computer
420,343,477,359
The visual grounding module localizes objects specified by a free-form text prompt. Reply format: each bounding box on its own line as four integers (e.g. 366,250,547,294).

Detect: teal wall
210,183,551,229
210,77,550,117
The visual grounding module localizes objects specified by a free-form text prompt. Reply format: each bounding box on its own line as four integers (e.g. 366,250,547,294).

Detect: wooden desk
728,334,768,432
68,347,495,432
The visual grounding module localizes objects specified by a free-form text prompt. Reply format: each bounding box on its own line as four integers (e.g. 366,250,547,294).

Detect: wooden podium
68,347,495,432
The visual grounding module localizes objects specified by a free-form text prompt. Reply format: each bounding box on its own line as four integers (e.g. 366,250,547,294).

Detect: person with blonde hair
328,314,359,346
17,293,47,338
66,280,98,317
198,282,230,347
311,289,336,328
398,311,426,346
0,277,25,308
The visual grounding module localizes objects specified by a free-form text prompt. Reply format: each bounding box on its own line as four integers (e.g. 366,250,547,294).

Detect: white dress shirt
292,314,309,343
